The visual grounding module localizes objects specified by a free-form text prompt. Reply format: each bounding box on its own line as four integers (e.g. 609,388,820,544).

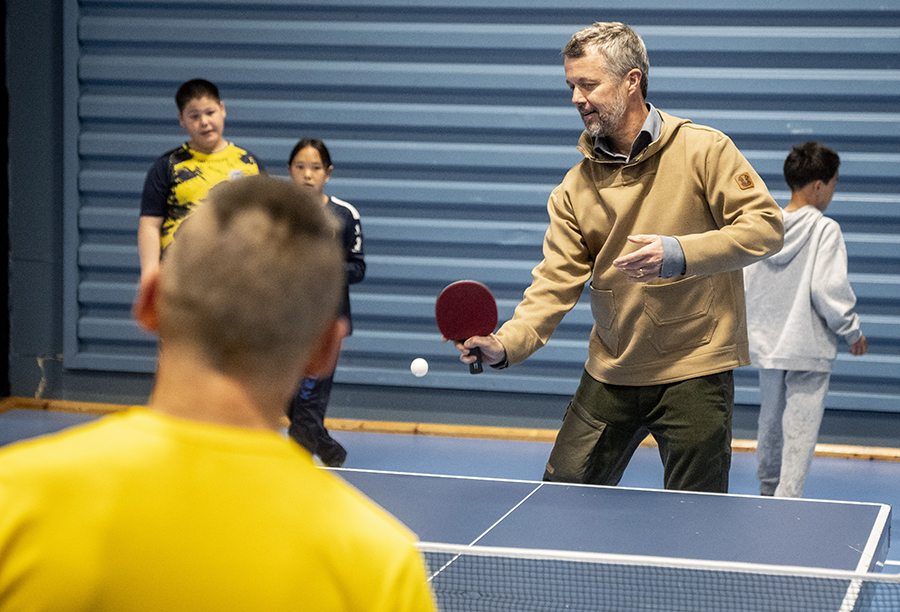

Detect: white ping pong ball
410,358,429,377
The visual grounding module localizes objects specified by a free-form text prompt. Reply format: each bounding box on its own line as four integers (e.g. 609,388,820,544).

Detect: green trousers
543,369,733,493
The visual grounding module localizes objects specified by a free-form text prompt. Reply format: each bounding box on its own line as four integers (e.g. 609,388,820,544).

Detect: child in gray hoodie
744,142,868,498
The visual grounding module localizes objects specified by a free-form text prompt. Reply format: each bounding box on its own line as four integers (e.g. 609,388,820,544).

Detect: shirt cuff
490,353,510,370
660,236,686,279
844,328,863,346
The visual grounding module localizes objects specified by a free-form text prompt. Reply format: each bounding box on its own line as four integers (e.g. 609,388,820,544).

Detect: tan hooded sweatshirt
495,111,784,386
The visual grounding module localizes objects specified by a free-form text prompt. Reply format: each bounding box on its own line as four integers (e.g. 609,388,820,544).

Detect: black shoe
318,439,347,468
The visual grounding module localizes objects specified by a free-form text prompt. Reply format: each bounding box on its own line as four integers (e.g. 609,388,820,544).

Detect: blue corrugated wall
64,0,900,414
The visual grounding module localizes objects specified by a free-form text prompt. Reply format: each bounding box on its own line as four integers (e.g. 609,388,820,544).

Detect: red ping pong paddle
435,280,498,374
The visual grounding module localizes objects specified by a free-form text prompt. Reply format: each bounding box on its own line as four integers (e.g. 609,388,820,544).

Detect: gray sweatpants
756,369,831,498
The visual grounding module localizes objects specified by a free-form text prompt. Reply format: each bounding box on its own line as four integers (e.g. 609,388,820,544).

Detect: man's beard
583,88,627,138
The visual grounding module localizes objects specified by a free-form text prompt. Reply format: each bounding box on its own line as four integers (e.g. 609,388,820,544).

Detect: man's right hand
442,334,507,367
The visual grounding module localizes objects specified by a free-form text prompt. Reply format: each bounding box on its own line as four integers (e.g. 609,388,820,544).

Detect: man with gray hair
0,176,437,611
449,22,784,493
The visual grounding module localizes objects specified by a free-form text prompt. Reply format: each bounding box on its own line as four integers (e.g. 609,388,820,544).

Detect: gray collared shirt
593,103,662,162
592,103,685,278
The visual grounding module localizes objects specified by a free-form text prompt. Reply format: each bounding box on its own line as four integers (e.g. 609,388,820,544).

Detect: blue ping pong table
337,468,893,611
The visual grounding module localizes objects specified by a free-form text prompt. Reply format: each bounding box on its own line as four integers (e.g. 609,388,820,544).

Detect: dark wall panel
62,0,900,413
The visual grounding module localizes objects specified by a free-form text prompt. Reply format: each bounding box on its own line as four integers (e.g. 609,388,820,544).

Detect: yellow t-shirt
0,408,436,612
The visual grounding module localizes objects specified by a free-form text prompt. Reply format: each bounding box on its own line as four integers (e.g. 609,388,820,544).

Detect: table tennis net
418,542,900,612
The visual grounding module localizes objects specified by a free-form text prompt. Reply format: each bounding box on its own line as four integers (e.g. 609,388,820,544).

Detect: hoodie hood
764,206,823,267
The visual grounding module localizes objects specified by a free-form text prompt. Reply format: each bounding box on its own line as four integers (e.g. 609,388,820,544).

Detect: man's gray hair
563,22,649,100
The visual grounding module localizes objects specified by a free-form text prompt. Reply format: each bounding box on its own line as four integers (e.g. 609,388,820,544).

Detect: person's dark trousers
287,375,347,467
543,369,733,493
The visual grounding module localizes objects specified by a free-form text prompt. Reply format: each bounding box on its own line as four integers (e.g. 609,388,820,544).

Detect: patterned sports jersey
140,142,264,251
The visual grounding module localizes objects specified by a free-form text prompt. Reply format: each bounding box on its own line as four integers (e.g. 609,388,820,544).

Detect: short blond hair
158,175,343,382
563,22,649,100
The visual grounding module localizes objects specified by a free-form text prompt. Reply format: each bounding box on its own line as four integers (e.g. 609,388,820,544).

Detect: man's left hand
612,235,664,282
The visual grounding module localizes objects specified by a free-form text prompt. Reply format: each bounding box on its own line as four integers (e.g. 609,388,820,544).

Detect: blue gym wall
8,0,900,443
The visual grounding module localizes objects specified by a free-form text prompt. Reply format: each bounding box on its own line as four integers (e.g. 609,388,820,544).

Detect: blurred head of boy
175,79,228,155
783,141,840,213
134,174,346,428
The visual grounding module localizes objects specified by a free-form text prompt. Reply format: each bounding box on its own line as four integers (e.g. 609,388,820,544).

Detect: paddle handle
469,347,484,375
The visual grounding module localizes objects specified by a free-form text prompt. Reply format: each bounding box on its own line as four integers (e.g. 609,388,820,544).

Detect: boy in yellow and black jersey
138,79,263,281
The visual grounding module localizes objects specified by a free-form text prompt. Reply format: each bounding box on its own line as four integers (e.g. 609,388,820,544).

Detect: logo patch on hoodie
734,172,755,190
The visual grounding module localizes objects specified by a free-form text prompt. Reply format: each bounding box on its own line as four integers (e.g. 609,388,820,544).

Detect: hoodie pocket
589,287,619,357
642,275,718,355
